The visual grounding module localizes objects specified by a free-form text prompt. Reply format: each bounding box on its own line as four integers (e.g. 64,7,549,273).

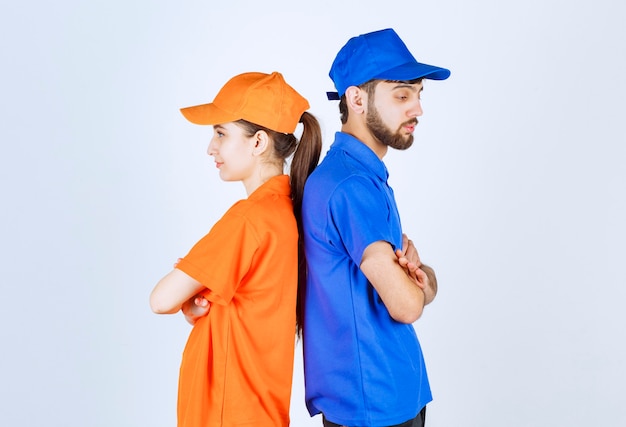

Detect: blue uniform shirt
302,132,432,426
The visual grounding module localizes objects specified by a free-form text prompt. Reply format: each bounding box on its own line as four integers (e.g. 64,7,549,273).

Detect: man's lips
403,120,418,133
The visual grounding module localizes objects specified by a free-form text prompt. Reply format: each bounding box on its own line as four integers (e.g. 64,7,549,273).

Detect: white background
1,1,624,426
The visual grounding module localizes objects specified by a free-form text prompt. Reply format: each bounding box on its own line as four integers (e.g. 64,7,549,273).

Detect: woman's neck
243,163,283,196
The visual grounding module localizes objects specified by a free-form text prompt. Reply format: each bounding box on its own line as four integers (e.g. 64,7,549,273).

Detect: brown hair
235,113,322,334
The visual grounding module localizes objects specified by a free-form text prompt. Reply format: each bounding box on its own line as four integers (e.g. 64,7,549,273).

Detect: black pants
323,406,426,427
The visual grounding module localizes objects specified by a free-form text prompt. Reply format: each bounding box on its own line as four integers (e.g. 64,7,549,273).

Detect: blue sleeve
328,175,397,266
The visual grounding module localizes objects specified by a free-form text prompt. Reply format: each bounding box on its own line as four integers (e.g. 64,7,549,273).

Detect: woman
150,71,321,427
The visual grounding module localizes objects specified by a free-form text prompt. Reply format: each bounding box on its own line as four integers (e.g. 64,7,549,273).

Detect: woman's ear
251,130,270,156
345,86,366,115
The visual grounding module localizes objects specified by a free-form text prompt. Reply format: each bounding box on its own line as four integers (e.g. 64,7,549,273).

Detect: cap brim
374,61,451,82
180,103,239,125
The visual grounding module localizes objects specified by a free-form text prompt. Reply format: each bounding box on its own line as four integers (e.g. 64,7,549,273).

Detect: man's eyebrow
390,83,422,91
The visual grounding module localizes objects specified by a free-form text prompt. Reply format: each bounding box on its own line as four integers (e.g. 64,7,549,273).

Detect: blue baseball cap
327,28,450,100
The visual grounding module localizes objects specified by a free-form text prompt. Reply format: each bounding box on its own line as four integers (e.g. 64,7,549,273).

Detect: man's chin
388,136,414,150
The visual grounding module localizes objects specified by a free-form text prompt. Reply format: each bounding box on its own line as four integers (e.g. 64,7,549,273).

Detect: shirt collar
248,174,291,201
332,132,389,181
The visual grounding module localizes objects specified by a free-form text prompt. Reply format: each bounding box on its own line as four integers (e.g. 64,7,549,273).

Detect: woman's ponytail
290,112,322,335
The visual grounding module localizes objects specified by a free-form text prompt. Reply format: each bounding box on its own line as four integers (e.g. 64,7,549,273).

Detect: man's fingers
414,267,427,289
405,241,421,267
401,233,409,255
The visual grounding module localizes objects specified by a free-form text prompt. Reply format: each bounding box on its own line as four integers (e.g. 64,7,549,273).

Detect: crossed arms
169,233,436,325
361,233,437,324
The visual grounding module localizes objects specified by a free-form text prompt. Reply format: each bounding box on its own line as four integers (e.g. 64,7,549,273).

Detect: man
301,28,450,427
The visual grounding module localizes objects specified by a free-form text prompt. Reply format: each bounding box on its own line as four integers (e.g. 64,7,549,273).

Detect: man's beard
365,102,416,151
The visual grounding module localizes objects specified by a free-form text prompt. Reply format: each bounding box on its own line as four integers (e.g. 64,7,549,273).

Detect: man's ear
345,86,366,115
251,130,270,156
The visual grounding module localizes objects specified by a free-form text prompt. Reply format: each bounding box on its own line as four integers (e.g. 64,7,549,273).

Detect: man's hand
181,295,211,325
395,234,437,305
419,264,437,305
395,234,421,281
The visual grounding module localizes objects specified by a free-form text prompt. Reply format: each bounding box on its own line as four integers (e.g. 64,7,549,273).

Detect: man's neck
341,123,388,159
